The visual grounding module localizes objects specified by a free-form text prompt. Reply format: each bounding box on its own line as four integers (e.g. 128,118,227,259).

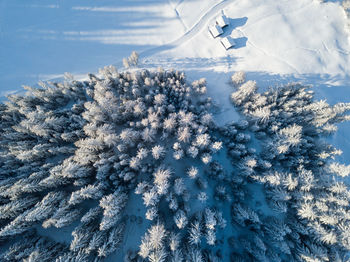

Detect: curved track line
168,0,187,31
140,0,235,59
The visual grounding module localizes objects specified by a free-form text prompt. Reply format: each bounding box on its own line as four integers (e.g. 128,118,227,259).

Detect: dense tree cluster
1,64,350,261
228,77,350,261
0,66,226,261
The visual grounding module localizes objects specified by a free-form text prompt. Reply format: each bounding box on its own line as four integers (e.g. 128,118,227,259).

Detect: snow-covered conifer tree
143,187,159,207
152,145,166,160
99,190,128,231
174,178,186,195
188,221,202,246
231,71,246,86
174,209,188,229
187,166,199,179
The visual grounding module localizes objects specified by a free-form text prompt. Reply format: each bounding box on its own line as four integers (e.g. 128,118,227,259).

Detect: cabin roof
209,24,224,38
221,36,236,49
216,15,229,28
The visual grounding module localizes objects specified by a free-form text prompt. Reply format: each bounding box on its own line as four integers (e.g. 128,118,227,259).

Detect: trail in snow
140,0,312,62
241,1,313,31
140,0,235,58
168,0,187,31
138,0,312,76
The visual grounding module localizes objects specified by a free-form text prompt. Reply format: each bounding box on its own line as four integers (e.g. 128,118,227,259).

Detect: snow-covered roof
216,15,229,28
209,25,223,38
221,36,236,50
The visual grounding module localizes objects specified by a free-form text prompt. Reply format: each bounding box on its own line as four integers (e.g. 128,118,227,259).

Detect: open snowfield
1,0,350,260
1,0,349,94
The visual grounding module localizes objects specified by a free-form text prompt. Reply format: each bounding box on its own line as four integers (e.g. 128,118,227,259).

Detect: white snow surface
1,0,349,95
1,0,350,259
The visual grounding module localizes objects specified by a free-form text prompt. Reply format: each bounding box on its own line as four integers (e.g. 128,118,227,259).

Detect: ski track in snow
140,0,234,58
241,1,314,31
1,0,349,97
235,28,301,75
140,0,348,78
167,0,187,31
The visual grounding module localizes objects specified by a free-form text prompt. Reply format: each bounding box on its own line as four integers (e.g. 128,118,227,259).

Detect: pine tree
174,209,188,229
99,190,128,231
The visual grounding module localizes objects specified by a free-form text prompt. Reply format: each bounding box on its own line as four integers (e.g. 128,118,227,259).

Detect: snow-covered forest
0,65,350,261
1,0,350,261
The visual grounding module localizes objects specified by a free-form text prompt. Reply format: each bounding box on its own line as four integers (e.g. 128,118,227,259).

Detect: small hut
221,36,236,50
209,24,224,38
216,15,229,28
